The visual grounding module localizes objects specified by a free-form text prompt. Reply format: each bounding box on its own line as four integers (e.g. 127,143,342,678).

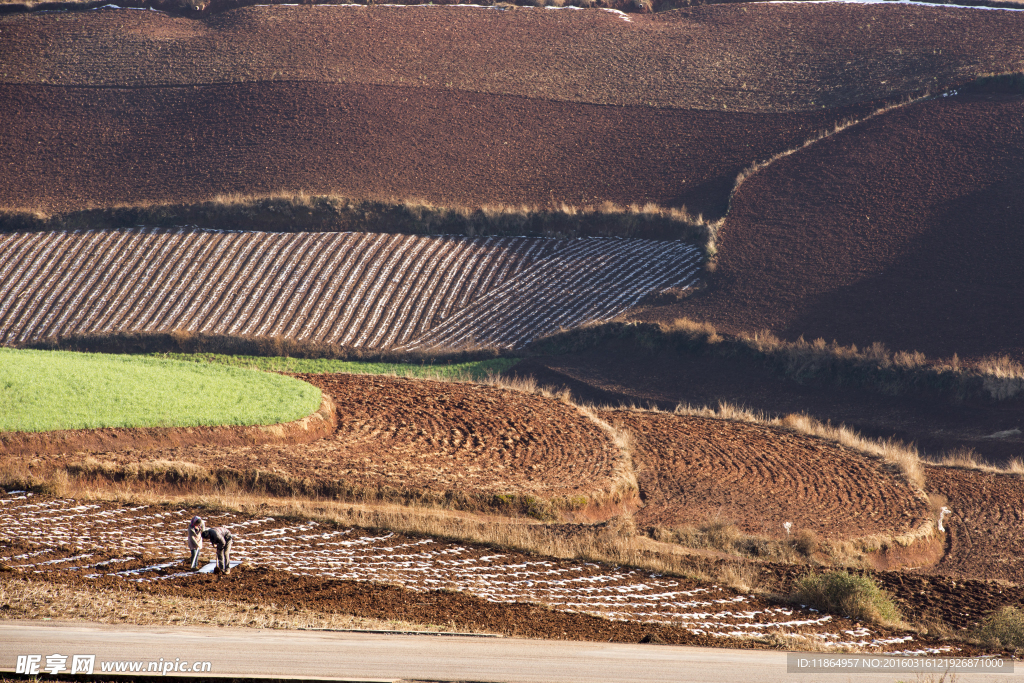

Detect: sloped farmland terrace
0,230,702,349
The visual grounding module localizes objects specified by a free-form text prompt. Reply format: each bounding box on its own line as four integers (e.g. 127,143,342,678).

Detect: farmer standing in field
186,516,205,570
201,525,234,575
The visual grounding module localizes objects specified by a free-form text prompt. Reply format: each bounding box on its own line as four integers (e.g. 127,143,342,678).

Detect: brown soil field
924,465,1024,584
642,90,1024,361
509,342,1024,466
13,374,635,514
3,4,1024,215
600,409,929,540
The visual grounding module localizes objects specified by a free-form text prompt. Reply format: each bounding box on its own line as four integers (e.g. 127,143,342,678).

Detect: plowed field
0,230,700,349
650,90,1024,361
0,493,944,651
924,465,1024,584
23,374,630,507
600,410,930,540
4,3,1024,214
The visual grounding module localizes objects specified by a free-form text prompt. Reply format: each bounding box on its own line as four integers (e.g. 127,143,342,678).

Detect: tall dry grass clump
790,571,904,627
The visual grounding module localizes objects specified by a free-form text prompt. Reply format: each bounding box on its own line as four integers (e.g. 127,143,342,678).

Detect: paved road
0,622,1012,683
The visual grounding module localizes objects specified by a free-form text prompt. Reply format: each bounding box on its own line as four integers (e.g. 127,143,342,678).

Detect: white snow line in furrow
269,233,342,339
235,233,314,337
435,236,494,321
408,238,612,349
34,230,136,340
455,237,525,309
448,236,506,313
357,236,441,348
246,232,323,338
492,237,547,288
280,233,351,339
63,229,158,336
417,238,481,328
225,234,294,336
0,232,60,338
132,231,214,332
300,233,386,342
173,231,253,334
317,233,395,343
371,236,448,348
493,240,669,347
290,233,367,341
506,246,702,348
158,231,237,332
0,231,76,341
77,229,162,335
387,237,474,345
344,235,420,347
332,234,406,346
102,229,187,332
200,231,273,335
0,232,44,307
473,239,657,348
14,231,110,343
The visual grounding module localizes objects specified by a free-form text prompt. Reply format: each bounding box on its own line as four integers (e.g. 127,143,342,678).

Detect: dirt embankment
641,91,1024,362
508,339,1024,466
601,410,929,540
0,392,336,457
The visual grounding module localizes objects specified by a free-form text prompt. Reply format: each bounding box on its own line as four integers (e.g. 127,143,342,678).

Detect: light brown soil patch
0,393,336,457
644,91,1024,361
600,409,930,540
924,465,1024,584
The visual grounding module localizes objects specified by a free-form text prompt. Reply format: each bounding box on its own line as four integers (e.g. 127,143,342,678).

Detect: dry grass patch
791,571,904,628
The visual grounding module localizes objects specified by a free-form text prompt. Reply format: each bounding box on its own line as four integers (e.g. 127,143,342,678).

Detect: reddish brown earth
642,91,1024,361
3,4,1024,215
600,409,929,540
17,374,631,512
509,342,1024,466
0,82,857,218
924,465,1024,584
0,393,336,458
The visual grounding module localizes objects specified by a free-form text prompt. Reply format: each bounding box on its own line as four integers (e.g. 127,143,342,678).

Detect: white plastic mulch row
0,494,947,652
0,230,700,350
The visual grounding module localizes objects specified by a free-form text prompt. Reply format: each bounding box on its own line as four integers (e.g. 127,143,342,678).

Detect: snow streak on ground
0,230,700,350
0,495,937,651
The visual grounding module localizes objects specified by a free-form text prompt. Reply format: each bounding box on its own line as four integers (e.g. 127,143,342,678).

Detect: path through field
0,230,701,350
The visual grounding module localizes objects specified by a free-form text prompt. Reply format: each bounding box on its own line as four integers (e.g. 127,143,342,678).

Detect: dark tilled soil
643,92,1024,361
600,409,929,539
508,343,1024,466
0,82,857,217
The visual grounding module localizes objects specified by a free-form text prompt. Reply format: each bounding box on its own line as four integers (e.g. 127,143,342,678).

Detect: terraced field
602,410,930,540
0,230,701,349
0,494,939,651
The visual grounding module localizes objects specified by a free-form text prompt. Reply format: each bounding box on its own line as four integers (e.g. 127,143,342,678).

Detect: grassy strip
529,318,1024,402
147,352,519,380
0,194,713,251
0,348,320,433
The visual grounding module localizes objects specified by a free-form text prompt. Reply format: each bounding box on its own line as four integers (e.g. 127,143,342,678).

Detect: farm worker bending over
186,516,205,570
201,526,234,575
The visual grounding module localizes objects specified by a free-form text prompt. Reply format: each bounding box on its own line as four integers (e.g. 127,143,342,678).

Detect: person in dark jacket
201,526,234,574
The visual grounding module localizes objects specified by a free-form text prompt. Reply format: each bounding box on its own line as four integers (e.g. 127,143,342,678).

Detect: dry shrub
977,355,1024,400
972,606,1024,649
791,571,903,627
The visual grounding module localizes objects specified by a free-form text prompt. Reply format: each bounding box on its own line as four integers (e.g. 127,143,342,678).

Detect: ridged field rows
298,373,623,499
602,411,930,540
0,230,698,348
0,494,924,650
